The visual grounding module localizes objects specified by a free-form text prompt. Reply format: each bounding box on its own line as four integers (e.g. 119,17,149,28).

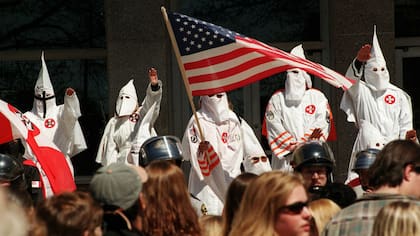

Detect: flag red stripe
255,47,351,87
184,38,353,95
208,151,218,160
208,158,220,170
191,65,293,96
184,47,255,70
188,56,274,83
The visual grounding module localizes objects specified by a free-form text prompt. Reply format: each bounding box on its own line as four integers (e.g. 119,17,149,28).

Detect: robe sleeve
264,96,297,160
138,80,162,128
55,91,87,157
95,119,118,166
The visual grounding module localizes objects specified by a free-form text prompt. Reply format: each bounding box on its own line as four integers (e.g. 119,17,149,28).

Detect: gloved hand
405,129,418,143
198,141,210,154
65,88,75,96
148,67,158,86
356,44,371,62
309,128,323,140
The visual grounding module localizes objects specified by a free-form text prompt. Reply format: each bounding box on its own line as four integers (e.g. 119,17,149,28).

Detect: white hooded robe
182,93,270,215
24,52,87,176
340,27,414,182
96,80,162,166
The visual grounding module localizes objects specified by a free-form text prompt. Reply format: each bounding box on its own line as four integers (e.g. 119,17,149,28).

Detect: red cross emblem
129,113,140,123
44,118,56,128
221,132,228,143
384,94,395,104
305,105,316,114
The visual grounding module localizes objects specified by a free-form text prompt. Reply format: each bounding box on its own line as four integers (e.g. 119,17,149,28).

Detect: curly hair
142,160,201,236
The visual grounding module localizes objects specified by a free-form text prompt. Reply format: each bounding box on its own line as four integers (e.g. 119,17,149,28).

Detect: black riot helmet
352,148,379,171
139,136,183,167
0,153,24,184
0,139,25,162
291,140,335,173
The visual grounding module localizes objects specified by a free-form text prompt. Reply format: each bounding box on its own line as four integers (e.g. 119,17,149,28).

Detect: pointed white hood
32,51,57,118
364,26,390,91
115,79,138,117
285,44,312,104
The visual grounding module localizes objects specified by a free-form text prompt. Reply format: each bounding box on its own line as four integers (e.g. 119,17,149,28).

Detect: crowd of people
0,27,419,236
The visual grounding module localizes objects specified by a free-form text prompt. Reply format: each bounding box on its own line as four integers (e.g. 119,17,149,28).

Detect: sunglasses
279,201,309,214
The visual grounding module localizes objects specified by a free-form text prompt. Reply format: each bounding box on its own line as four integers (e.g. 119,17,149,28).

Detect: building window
0,0,106,176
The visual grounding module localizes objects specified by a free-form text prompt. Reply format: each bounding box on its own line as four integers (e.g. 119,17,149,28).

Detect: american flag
197,144,220,177
165,11,354,96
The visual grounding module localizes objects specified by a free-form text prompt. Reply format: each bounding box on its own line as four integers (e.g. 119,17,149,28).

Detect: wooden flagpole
161,6,205,141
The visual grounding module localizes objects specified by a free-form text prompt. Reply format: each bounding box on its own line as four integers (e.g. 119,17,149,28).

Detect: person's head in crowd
0,153,26,192
140,135,210,217
199,215,223,236
142,160,201,236
291,141,335,194
222,172,258,236
317,182,357,208
89,163,148,233
308,198,341,236
353,148,379,192
371,201,420,236
0,187,29,236
229,171,312,236
138,135,183,167
368,139,420,197
36,191,103,236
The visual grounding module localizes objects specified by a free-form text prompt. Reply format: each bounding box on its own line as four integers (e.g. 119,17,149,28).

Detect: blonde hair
371,201,420,236
228,171,305,236
199,215,223,236
308,198,341,235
